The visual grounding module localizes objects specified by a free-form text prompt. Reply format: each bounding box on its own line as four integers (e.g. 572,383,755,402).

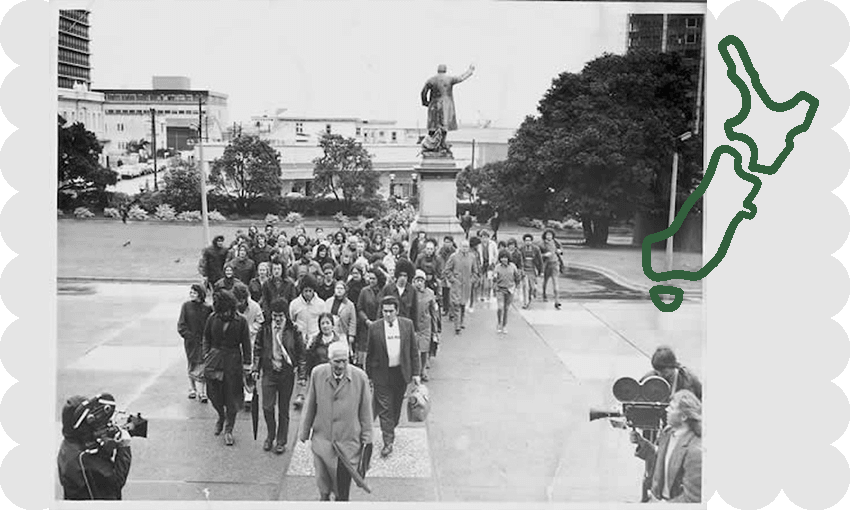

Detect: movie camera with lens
589,376,671,441
71,393,148,451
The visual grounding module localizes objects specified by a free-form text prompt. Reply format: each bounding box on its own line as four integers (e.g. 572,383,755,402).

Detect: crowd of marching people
177,218,568,454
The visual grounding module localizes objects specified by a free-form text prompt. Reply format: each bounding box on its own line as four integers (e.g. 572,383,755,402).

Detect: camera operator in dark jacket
57,395,132,500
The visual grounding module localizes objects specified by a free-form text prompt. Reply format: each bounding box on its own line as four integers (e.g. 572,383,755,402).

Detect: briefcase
406,383,430,422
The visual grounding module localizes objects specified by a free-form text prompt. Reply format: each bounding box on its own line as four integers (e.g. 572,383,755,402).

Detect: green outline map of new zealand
642,35,820,312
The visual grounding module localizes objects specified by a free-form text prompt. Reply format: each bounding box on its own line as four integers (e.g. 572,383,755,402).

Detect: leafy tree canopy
492,49,704,245
162,159,202,212
58,115,117,194
209,134,282,211
313,133,380,211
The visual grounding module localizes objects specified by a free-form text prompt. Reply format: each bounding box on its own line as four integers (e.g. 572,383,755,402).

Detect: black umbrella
251,385,259,440
333,442,372,494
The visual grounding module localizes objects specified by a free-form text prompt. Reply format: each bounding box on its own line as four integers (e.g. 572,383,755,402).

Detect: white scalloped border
703,0,850,509
0,0,850,509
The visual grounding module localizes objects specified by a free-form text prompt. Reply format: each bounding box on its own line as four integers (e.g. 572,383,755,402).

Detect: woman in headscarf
203,289,251,446
178,283,212,402
214,264,238,292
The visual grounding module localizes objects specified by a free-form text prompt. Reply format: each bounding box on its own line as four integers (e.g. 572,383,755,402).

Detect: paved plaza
55,279,702,502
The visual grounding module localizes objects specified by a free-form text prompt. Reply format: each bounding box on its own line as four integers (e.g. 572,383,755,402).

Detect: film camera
589,376,671,441
71,393,148,451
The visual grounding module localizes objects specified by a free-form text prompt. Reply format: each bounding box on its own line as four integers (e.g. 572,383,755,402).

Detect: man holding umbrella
300,341,374,501
252,298,304,454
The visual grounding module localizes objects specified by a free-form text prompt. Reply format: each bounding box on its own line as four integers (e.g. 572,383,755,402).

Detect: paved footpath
56,281,702,502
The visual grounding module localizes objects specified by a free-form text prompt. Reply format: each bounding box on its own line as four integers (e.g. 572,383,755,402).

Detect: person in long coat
300,341,373,501
200,235,228,294
177,283,212,402
411,270,439,381
356,268,383,367
443,239,480,334
202,289,251,446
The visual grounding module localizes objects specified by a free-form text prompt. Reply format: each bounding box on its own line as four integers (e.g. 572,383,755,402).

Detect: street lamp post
666,131,693,272
196,94,210,246
389,173,396,198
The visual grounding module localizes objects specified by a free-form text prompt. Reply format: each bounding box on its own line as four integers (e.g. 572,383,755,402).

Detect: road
55,277,702,502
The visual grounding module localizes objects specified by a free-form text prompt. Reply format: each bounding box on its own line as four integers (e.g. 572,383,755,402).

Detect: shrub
208,210,227,222
177,210,202,222
531,219,545,230
74,207,95,219
285,211,303,224
57,209,64,217
564,218,582,230
133,190,166,213
333,211,348,224
103,207,121,219
154,204,177,221
264,213,280,225
128,205,149,220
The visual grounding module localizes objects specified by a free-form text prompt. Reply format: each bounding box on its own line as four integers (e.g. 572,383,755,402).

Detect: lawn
58,219,703,293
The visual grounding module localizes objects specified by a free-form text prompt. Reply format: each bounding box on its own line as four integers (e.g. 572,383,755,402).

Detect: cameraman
634,346,702,502
642,346,702,400
630,390,703,503
57,395,132,500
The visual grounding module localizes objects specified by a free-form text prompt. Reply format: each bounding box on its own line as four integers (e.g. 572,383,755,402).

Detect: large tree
57,115,117,204
312,133,379,212
209,134,282,212
496,49,703,246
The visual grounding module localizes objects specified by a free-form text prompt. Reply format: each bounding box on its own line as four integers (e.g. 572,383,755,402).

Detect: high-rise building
627,13,705,129
58,10,92,90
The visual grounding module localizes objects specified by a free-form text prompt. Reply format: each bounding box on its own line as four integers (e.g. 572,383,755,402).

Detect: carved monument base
409,154,464,240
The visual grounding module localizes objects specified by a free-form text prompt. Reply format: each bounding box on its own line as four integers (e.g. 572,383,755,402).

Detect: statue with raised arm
420,64,475,157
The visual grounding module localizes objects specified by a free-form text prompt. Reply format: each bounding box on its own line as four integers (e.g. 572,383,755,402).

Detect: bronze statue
420,64,475,157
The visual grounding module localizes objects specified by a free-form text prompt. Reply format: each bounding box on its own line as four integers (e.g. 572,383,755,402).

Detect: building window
325,124,332,134
296,122,304,135
686,33,697,44
356,127,362,136
686,17,698,28
391,132,397,142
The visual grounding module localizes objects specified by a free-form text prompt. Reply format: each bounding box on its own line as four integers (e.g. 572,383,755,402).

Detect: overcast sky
83,1,705,128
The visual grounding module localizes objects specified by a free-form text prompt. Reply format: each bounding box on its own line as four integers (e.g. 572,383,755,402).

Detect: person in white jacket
476,230,499,302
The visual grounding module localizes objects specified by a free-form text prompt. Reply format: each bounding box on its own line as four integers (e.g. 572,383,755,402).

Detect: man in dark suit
251,298,304,454
365,295,421,458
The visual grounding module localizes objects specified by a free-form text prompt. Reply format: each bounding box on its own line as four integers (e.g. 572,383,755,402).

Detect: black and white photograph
56,0,706,503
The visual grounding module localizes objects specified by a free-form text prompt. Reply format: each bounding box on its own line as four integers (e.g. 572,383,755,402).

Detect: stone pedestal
409,155,464,240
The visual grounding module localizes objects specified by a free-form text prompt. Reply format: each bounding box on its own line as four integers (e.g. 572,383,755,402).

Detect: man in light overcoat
299,341,373,501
